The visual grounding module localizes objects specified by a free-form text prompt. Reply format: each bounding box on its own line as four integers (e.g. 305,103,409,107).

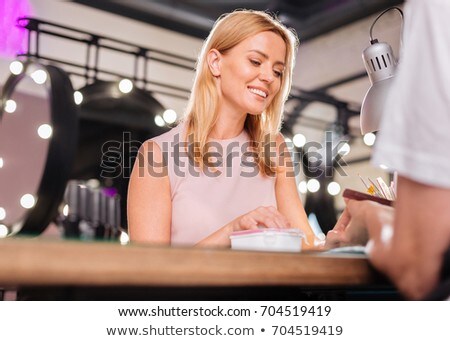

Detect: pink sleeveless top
151,123,277,246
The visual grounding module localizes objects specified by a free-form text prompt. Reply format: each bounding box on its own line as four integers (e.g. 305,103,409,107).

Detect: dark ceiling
73,0,403,41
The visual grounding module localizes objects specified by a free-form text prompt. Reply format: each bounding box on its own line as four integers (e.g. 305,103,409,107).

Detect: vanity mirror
0,62,78,236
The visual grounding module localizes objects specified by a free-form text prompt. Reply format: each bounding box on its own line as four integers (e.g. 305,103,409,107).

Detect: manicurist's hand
324,200,394,249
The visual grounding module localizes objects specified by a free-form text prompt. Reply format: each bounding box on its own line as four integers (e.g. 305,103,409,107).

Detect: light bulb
118,79,133,94
363,132,376,146
154,115,165,127
9,60,24,75
74,91,83,105
0,224,8,238
0,207,6,220
298,181,307,194
163,109,177,124
20,194,36,209
37,124,53,139
293,133,306,148
4,99,17,113
30,69,47,84
327,182,341,196
307,179,320,193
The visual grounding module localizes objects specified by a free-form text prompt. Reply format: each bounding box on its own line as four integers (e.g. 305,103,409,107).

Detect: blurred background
0,0,404,239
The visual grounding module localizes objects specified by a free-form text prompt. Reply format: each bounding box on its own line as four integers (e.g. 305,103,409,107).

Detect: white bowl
230,228,304,252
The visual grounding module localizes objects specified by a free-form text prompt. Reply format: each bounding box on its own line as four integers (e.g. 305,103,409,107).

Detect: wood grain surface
0,238,380,287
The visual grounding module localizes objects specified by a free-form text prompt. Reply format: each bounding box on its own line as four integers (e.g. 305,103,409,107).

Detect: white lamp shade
360,76,395,134
360,40,397,134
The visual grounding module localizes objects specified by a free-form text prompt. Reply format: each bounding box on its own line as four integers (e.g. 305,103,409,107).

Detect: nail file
376,177,393,200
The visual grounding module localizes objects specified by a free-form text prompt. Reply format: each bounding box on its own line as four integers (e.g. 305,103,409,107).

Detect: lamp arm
369,7,404,45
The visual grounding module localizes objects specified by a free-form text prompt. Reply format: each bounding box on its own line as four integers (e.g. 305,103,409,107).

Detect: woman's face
214,31,287,116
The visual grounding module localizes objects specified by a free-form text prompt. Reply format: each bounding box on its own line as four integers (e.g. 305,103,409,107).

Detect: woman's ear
207,49,221,77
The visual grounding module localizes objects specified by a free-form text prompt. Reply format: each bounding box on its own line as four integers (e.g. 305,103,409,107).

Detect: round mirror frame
0,62,79,236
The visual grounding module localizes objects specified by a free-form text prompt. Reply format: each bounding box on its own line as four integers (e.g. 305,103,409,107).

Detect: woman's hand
325,200,394,249
231,206,291,232
195,206,291,247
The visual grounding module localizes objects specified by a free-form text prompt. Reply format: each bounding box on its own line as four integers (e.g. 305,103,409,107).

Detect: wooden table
0,238,393,300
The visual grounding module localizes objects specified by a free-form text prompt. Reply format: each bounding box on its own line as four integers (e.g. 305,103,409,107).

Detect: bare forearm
195,223,234,248
369,176,450,299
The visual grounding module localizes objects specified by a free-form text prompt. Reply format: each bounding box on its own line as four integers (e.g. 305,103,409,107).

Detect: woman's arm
127,140,172,244
274,134,318,249
195,205,292,248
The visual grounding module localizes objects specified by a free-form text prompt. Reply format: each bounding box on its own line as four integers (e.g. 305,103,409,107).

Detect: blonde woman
128,10,318,248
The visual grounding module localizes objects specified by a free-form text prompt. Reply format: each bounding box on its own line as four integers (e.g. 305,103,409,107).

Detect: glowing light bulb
0,207,6,220
163,109,177,124
154,115,165,127
37,124,53,139
327,182,341,196
20,194,36,209
363,133,376,146
4,99,17,113
293,133,306,148
74,91,83,105
9,61,24,75
298,181,307,194
0,224,8,238
307,179,320,193
118,79,133,94
30,69,47,84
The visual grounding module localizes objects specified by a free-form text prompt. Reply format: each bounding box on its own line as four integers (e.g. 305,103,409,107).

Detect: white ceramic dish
230,228,304,252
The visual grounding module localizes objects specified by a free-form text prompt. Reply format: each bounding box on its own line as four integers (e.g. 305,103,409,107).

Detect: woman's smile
216,30,286,116
248,86,268,99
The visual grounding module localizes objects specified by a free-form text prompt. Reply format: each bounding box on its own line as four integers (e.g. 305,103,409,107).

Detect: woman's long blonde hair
184,9,299,176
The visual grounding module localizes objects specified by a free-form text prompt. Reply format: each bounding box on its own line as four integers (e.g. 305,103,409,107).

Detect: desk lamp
360,7,403,134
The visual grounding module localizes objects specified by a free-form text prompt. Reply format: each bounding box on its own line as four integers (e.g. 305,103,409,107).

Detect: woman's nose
259,66,274,83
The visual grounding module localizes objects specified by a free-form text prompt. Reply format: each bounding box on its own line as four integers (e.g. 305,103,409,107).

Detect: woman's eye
274,70,282,77
250,59,261,66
